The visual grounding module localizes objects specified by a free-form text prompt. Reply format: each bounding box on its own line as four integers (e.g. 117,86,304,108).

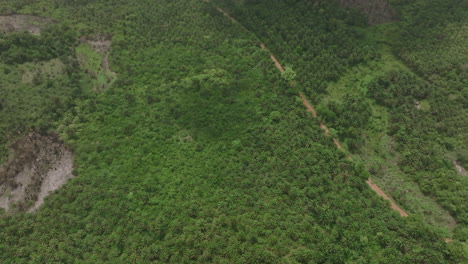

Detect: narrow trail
212,5,348,153
101,54,111,74
256,12,407,218
216,7,239,23
213,5,408,218
259,41,407,216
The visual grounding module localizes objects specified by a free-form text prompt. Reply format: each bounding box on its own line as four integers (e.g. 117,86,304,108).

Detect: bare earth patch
0,131,74,213
0,14,52,35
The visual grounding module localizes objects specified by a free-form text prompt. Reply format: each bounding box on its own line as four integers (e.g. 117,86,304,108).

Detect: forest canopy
0,0,466,262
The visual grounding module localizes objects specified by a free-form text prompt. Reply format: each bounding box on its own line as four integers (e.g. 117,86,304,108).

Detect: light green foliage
76,44,102,75
281,66,296,82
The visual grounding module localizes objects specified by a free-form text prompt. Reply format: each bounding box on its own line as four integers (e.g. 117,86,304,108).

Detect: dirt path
299,92,317,117
101,53,117,77
256,18,407,217
260,43,286,72
102,54,111,73
266,46,346,152
216,7,239,23
366,179,408,217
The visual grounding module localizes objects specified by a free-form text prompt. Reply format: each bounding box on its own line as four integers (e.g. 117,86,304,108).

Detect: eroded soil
0,131,74,213
79,34,113,54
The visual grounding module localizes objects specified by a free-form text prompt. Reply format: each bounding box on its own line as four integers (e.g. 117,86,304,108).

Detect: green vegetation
0,0,466,262
76,43,117,91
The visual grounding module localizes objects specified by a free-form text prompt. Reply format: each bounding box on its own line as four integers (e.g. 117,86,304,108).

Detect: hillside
0,0,466,262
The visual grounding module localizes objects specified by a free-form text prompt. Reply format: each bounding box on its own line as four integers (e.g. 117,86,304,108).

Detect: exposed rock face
338,0,397,25
0,132,74,213
0,15,52,35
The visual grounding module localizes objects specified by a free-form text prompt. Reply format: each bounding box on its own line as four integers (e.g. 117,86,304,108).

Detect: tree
281,66,296,82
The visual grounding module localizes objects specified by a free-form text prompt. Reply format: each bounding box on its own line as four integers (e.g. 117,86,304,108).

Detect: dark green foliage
368,70,432,107
322,95,371,151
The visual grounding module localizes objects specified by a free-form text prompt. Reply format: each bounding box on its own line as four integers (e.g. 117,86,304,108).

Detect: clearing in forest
20,58,65,84
77,34,117,92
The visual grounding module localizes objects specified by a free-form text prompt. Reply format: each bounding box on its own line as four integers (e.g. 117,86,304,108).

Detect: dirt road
215,6,408,217
260,43,286,73
216,7,239,23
